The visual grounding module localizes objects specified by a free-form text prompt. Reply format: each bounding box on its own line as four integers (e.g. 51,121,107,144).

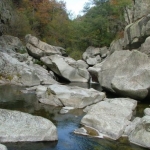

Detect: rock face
37,84,106,108
81,98,137,140
125,0,150,24
25,34,66,59
82,46,109,66
129,116,150,148
0,109,57,142
98,50,150,100
124,14,150,49
41,55,90,82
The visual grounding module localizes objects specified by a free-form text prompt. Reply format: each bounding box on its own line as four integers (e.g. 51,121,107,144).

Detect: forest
8,0,131,59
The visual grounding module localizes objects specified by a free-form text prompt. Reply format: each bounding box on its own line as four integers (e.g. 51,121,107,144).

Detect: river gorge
0,84,148,150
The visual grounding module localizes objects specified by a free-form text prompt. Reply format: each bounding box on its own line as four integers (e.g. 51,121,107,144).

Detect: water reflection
0,84,149,150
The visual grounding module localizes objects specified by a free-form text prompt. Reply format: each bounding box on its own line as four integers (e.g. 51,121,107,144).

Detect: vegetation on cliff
4,0,131,59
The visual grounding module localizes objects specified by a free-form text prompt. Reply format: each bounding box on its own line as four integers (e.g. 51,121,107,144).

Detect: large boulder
129,116,150,148
37,84,106,108
81,98,137,140
41,55,90,82
98,50,131,92
98,50,150,100
0,109,57,142
25,34,66,59
124,14,150,49
111,50,150,100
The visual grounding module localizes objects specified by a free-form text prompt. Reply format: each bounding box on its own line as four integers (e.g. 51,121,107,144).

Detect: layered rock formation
125,0,150,24
124,14,150,49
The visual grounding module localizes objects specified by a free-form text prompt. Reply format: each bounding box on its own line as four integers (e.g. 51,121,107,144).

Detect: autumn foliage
9,0,131,59
10,0,69,47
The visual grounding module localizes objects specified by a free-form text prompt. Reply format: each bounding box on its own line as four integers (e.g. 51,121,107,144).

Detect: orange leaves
35,0,53,25
110,0,118,5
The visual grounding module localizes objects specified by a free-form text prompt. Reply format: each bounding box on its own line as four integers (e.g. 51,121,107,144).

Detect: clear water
0,84,149,150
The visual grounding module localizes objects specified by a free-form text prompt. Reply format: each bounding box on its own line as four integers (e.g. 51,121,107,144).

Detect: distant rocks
82,46,109,66
0,109,57,142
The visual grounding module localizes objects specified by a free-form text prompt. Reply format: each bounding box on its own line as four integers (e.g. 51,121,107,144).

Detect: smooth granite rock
37,84,106,108
0,109,57,142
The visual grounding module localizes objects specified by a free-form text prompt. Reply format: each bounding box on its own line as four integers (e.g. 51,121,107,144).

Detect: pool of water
0,84,149,150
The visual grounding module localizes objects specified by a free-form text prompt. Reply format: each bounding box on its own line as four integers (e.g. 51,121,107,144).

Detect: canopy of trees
8,0,131,59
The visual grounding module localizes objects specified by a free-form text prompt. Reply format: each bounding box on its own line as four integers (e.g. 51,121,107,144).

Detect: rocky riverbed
0,84,149,150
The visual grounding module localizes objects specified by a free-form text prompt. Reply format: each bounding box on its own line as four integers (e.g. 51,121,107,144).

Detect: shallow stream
0,84,149,150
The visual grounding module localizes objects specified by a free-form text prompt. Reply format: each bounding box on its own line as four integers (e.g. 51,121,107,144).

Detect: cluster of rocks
25,34,90,82
74,99,150,149
82,46,109,66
